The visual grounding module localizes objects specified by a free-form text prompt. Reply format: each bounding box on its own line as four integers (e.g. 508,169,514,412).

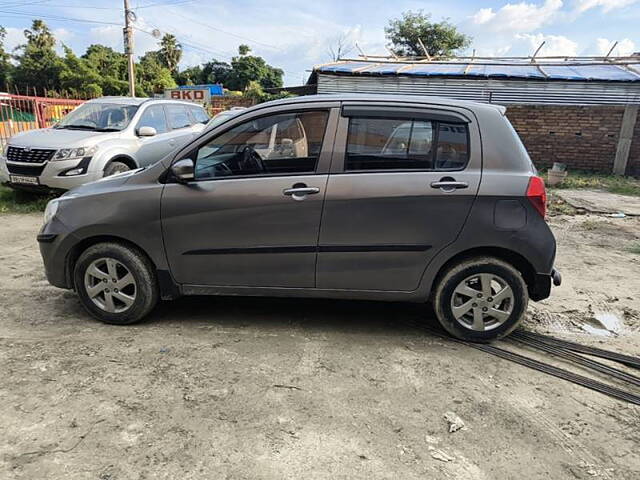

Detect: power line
0,10,121,25
136,0,195,8
168,9,279,50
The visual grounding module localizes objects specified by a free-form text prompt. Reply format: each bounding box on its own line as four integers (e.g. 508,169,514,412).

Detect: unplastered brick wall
506,105,627,173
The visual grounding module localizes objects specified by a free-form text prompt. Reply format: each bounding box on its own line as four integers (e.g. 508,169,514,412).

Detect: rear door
164,103,198,150
317,104,481,291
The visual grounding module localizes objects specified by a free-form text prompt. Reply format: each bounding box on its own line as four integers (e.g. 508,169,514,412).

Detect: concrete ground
1,205,639,479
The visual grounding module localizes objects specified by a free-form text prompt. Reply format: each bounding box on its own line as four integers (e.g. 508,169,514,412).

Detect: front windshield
55,103,139,131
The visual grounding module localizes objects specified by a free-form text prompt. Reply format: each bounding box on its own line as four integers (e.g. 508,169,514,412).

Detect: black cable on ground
408,321,640,406
512,330,640,369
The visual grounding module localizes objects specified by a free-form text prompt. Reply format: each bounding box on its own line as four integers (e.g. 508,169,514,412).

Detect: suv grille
6,163,46,176
6,146,56,164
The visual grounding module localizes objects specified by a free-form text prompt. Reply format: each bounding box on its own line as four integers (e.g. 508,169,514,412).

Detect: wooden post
613,105,638,175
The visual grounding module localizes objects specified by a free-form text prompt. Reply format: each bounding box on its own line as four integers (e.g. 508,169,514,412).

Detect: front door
317,106,481,291
161,107,337,288
135,104,175,167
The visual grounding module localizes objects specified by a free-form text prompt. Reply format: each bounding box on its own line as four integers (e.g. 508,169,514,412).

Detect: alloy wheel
450,273,514,331
84,257,137,313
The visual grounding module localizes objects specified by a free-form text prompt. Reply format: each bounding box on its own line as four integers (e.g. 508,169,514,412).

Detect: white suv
0,96,209,191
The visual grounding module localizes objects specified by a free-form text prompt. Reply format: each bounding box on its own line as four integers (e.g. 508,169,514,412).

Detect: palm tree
159,34,182,74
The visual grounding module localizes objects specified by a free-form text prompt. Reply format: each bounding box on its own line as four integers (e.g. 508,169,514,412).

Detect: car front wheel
433,257,528,342
74,242,159,325
103,160,130,177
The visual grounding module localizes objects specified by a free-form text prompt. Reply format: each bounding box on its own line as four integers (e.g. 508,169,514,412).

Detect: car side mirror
138,126,157,137
171,158,195,183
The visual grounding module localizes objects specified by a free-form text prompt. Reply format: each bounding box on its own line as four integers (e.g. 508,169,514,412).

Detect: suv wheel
74,242,158,325
103,161,130,177
433,257,528,342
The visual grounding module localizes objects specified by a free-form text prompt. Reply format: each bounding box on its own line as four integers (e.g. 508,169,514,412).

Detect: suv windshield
55,103,139,131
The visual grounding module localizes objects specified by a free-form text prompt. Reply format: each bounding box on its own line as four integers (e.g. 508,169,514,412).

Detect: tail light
526,176,547,218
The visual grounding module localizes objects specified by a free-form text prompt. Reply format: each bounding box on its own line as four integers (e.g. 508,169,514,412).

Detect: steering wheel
240,145,265,173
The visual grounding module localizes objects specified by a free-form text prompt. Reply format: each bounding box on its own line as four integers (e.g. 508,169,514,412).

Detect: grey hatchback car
39,94,560,342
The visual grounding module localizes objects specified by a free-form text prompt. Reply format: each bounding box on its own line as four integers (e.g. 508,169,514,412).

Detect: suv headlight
43,199,59,225
2,143,9,156
53,145,98,161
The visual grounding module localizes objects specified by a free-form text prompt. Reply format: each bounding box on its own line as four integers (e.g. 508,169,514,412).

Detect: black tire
103,160,130,177
433,256,528,342
74,242,159,325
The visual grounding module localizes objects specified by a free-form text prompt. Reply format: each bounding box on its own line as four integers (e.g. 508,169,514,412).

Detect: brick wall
209,97,256,116
506,105,628,173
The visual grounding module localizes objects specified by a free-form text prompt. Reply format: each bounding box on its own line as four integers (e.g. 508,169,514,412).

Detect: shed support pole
613,105,638,175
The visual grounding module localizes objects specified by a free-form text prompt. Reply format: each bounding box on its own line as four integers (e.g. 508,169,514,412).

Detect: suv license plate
10,175,39,185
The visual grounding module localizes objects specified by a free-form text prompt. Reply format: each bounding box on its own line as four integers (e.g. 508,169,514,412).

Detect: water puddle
581,312,624,336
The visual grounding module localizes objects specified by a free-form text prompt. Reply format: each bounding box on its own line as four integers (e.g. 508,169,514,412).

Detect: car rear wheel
433,257,528,342
103,161,130,177
74,242,158,325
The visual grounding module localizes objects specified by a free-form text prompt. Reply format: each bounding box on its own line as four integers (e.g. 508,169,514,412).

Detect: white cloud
469,0,564,32
595,37,636,56
574,0,638,12
514,33,579,56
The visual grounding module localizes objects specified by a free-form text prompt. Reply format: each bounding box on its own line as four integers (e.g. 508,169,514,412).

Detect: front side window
194,110,328,180
345,116,469,171
166,104,192,130
137,105,168,134
55,103,138,132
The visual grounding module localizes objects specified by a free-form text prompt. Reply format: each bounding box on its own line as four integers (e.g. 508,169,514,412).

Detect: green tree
158,33,182,74
175,65,204,85
0,27,13,88
82,44,129,95
136,50,176,96
238,44,251,56
59,45,102,97
225,46,283,91
13,19,64,94
202,59,231,84
385,10,471,57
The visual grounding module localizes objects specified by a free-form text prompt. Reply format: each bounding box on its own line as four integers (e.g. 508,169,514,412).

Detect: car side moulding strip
182,244,432,255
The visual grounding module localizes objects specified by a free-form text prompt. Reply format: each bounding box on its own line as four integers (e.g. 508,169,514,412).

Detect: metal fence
0,94,86,147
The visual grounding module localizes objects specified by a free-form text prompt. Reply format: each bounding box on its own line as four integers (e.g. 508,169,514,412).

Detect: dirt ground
1,207,639,480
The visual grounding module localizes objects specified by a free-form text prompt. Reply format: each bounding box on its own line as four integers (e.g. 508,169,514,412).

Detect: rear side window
137,105,168,134
345,116,469,171
189,106,209,124
165,104,191,129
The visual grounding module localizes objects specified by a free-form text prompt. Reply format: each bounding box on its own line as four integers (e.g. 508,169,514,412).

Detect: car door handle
430,179,468,191
283,187,320,196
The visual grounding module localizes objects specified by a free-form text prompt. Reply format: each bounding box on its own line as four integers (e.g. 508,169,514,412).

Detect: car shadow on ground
145,295,442,337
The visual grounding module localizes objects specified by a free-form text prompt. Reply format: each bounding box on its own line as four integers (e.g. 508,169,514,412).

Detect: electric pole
123,0,136,97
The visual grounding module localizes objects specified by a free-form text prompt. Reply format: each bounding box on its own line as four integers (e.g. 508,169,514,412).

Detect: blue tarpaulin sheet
316,61,640,82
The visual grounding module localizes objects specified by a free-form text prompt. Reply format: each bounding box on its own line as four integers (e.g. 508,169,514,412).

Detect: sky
1,0,639,86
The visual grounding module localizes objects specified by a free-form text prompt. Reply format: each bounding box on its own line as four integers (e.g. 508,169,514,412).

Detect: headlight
53,145,98,161
2,143,9,156
43,199,59,225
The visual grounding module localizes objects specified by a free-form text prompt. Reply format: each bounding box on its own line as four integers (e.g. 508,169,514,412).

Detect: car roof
86,96,204,107
251,93,506,115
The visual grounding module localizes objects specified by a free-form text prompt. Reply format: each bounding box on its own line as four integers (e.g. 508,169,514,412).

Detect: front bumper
38,219,79,290
1,155,101,191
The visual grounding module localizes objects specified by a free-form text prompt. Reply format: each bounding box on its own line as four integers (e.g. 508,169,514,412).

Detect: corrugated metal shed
311,59,640,105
